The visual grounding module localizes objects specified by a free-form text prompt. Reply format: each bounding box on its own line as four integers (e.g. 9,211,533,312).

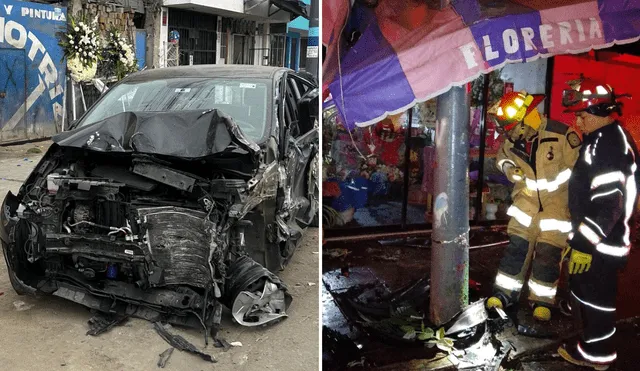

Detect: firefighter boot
558,343,612,370
486,292,508,310
486,297,503,309
533,305,552,322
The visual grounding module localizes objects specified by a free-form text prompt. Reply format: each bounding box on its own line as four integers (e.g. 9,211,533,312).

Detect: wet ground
0,141,320,371
322,228,640,370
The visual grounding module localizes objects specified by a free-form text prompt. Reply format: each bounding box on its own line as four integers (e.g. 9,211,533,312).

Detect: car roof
125,65,290,82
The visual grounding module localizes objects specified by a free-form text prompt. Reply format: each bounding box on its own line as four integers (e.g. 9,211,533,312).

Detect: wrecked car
0,65,319,334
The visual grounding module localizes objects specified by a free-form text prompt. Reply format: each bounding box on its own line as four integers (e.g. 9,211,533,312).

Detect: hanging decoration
102,28,138,80
59,13,101,83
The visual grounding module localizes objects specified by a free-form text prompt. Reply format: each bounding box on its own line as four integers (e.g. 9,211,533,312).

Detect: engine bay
2,145,291,333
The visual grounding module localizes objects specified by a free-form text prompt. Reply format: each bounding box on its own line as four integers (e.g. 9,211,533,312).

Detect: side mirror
297,88,319,134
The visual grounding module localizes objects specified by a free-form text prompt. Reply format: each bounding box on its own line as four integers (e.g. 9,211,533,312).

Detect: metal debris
153,322,216,363
86,312,129,336
225,255,292,327
213,337,232,352
446,300,489,335
157,347,174,368
347,357,365,367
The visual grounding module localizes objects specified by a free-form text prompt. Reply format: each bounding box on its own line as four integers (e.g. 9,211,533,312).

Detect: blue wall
288,12,309,31
0,0,66,143
286,31,301,70
136,29,146,70
285,0,308,71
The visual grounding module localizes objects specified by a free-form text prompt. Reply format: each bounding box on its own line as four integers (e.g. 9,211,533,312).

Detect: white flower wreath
60,14,102,82
104,29,138,80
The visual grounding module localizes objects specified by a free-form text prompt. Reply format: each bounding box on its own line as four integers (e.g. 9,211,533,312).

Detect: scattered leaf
403,330,416,340
417,332,431,341
443,338,455,348
422,328,434,339
436,343,453,353
400,325,415,333
436,327,445,340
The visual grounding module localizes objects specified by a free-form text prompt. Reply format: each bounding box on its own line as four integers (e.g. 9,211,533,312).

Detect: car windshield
79,77,270,142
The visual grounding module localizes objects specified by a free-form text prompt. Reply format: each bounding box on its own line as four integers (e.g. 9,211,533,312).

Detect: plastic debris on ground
157,347,174,368
13,300,33,311
326,273,518,369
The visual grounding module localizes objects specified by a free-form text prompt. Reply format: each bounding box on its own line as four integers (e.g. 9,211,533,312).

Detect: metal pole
430,85,470,326
305,0,319,76
401,108,413,228
71,80,77,121
544,57,555,116
474,74,490,222
322,223,506,243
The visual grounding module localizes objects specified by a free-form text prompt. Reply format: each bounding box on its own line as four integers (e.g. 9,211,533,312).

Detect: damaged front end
0,109,297,333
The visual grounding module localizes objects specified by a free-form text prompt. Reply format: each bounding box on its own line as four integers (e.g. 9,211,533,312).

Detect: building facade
0,0,66,144
160,0,307,68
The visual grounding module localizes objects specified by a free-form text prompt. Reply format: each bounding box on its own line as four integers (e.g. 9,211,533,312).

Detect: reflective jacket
568,121,640,258
497,118,581,230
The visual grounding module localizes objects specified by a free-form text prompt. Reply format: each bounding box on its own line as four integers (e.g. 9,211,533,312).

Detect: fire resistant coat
567,121,639,363
494,117,581,305
497,118,581,244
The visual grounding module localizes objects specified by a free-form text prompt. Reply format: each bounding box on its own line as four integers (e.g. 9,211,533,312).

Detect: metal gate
0,49,27,143
167,9,217,65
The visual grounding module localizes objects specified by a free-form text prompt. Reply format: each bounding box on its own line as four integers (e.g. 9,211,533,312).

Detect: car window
79,78,270,142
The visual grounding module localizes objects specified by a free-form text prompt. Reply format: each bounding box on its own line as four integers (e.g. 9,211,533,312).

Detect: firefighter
485,91,581,322
557,79,637,370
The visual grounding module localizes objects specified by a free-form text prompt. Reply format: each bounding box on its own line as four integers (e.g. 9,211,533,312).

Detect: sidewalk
322,228,640,370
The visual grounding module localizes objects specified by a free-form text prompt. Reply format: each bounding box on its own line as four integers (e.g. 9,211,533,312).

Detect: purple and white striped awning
323,0,640,129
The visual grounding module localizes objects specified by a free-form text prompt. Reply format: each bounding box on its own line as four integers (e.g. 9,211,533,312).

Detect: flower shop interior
322,47,640,238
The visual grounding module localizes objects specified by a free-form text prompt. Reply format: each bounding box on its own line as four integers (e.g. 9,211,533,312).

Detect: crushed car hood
53,109,260,159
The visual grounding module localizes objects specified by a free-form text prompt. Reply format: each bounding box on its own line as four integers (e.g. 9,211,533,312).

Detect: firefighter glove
569,249,592,274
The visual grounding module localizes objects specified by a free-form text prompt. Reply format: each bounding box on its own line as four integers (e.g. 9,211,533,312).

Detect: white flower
69,40,74,45
68,56,97,82
83,51,87,56
74,27,79,32
80,35,90,44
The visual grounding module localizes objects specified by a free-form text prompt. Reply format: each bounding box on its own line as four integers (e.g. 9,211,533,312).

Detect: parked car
0,65,319,333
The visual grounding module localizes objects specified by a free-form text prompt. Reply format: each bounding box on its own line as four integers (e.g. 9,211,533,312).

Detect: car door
275,71,319,266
